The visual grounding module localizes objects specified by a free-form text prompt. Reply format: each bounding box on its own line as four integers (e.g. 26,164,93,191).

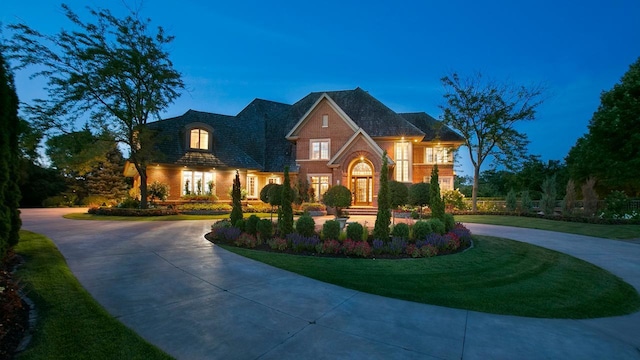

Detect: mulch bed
0,251,30,359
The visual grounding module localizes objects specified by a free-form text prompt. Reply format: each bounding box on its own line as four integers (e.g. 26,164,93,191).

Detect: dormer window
190,128,209,150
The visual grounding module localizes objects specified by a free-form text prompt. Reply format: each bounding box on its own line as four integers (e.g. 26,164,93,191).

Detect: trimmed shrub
391,223,410,239
443,213,455,232
246,214,260,236
429,218,446,235
322,185,352,217
234,219,246,232
234,233,260,248
346,222,364,241
257,219,273,240
295,214,316,237
301,202,326,212
411,221,432,241
267,237,288,251
322,220,341,240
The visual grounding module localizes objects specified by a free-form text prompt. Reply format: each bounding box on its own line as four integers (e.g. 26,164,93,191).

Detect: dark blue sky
3,1,639,176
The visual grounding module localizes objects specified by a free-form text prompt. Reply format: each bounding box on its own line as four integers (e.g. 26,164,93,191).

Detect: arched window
190,128,209,150
352,162,372,176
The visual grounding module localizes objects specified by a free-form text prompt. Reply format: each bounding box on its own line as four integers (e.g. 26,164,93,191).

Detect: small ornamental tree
388,180,409,209
582,177,599,217
279,166,294,236
322,185,352,218
562,180,577,216
520,190,533,213
540,175,557,215
408,182,430,218
374,151,391,240
429,164,445,221
148,181,169,205
230,170,243,225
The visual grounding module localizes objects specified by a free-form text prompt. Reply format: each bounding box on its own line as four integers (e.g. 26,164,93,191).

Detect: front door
353,177,372,205
351,161,373,206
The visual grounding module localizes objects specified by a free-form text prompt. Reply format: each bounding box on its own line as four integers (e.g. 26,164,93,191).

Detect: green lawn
220,235,640,319
456,215,640,239
63,212,272,221
14,231,173,360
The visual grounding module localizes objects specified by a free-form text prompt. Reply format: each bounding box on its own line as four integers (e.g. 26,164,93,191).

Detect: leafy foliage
322,220,341,241
346,222,364,241
8,4,184,208
0,51,22,257
440,72,545,210
374,151,391,240
230,170,243,225
388,180,409,208
539,175,557,215
147,181,169,204
408,182,430,216
562,180,577,216
322,185,352,217
566,57,640,196
429,165,445,222
391,223,410,239
505,189,517,212
295,214,316,237
581,177,599,217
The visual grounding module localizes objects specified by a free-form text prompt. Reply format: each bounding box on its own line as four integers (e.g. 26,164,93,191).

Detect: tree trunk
139,169,148,209
472,165,480,211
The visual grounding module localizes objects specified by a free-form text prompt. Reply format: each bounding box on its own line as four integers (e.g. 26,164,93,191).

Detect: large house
124,87,464,207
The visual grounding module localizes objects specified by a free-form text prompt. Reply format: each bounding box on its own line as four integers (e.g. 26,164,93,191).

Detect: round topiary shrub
246,214,260,236
323,220,341,240
443,213,455,232
322,185,352,217
296,214,316,237
346,222,364,241
391,223,410,239
429,218,446,235
257,219,273,240
412,220,432,241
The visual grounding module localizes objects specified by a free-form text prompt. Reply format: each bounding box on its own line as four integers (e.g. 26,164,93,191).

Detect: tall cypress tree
429,164,445,221
0,51,21,257
374,151,391,240
230,170,243,225
279,166,294,236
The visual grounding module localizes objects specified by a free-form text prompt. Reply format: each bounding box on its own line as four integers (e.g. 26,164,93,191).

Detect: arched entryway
350,159,374,206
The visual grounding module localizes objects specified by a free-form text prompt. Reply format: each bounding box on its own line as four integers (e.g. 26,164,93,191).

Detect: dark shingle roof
293,88,425,137
147,110,262,169
400,112,465,143
146,88,463,172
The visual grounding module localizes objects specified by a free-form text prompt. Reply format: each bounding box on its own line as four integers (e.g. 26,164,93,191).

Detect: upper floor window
310,139,330,160
190,128,209,150
425,147,452,164
395,141,411,182
322,114,329,127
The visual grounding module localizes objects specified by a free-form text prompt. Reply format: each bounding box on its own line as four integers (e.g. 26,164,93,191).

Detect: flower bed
207,220,472,259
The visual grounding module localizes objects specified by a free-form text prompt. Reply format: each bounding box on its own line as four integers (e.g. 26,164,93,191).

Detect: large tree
0,50,22,259
8,4,184,208
566,57,640,196
440,72,545,210
86,145,130,201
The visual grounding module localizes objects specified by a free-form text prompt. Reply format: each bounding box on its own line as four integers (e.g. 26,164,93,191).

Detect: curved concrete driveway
21,209,640,359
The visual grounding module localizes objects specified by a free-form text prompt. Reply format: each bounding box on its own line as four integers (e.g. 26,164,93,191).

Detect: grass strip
63,213,272,221
14,231,173,360
456,215,640,239
220,235,640,319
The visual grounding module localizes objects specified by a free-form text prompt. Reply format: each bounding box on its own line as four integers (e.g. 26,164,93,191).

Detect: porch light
360,156,364,161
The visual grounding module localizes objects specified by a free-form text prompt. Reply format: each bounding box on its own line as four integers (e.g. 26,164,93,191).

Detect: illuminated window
425,147,452,164
309,175,330,201
182,170,215,195
247,175,258,199
268,177,281,184
310,140,330,160
190,128,209,150
395,141,410,182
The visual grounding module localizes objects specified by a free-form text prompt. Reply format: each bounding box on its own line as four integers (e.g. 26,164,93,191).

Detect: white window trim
322,114,329,128
246,175,258,199
394,141,412,182
309,138,331,160
308,173,332,201
425,147,453,164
